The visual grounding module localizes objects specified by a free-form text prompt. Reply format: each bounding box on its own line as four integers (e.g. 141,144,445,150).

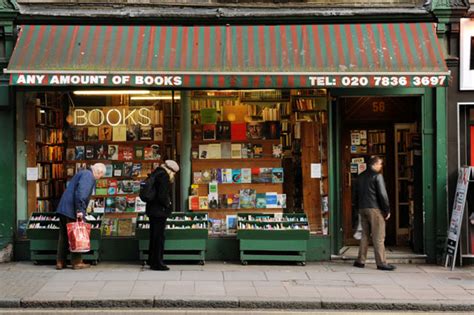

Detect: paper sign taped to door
311,163,322,178
26,167,38,181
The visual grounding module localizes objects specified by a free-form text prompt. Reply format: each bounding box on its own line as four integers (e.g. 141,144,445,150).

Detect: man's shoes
377,264,396,271
150,264,170,271
55,260,65,270
353,261,365,268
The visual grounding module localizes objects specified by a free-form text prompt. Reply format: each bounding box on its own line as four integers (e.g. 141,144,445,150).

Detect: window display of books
189,191,286,211
136,213,209,230
27,212,102,230
193,167,283,184
237,213,309,230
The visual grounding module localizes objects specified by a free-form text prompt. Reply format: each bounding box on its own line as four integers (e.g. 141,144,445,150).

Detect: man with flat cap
146,160,180,271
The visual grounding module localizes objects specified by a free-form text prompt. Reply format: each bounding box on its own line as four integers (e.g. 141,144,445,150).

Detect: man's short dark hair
368,156,383,167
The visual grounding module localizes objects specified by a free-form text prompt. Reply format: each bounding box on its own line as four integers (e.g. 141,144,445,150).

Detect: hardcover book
256,193,267,209
75,146,85,160
126,125,140,141
199,196,209,210
246,122,264,139
258,168,273,183
139,126,153,140
105,197,116,213
231,144,242,159
126,197,136,212
265,192,278,208
216,121,231,140
134,146,144,160
104,164,113,178
108,145,119,160
123,162,134,177
200,108,218,124
272,168,284,183
189,196,200,211
112,125,127,142
113,163,124,177
193,171,203,184
153,127,163,142
98,125,112,141
95,144,108,160
199,144,208,159
107,179,118,195
117,219,133,236
72,128,85,142
207,143,221,159
132,163,142,177
115,196,127,212
222,168,233,184
221,142,231,159
87,127,99,141
66,148,75,161
85,145,95,160
202,124,217,141
231,123,247,141
120,146,134,161
93,198,105,213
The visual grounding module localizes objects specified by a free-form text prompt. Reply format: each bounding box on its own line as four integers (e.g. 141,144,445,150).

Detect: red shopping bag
66,219,91,253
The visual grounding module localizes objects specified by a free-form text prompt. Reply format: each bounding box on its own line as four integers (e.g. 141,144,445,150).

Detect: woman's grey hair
91,163,106,175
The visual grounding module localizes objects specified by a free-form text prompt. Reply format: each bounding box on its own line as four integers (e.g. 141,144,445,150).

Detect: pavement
0,261,473,312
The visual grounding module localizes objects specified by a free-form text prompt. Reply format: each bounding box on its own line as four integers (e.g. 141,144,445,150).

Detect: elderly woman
56,163,106,270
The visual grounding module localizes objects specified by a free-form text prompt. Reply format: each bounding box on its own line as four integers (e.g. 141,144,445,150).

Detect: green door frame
329,87,445,263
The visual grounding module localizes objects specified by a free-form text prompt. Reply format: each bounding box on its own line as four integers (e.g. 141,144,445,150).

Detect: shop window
0,27,6,61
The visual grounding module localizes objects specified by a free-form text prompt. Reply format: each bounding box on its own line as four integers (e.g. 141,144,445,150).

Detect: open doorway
340,96,424,253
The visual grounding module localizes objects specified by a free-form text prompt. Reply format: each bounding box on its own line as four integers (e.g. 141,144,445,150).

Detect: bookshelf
135,213,208,264
27,212,102,264
236,213,310,265
26,93,66,215
394,123,417,245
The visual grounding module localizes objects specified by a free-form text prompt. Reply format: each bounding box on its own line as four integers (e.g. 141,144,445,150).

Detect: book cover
105,197,116,213
272,167,284,183
135,197,146,212
115,196,127,212
246,122,264,139
95,179,108,196
210,169,219,182
66,165,75,177
207,143,221,159
104,164,113,178
241,168,252,183
107,179,118,195
93,198,105,213
272,144,283,158
192,125,203,141
123,162,134,177
139,126,153,140
216,168,222,183
189,195,200,210
239,189,256,209
98,125,112,141
256,193,267,208
87,127,99,141
200,108,218,124
202,124,217,141
208,195,219,209
221,142,231,159
95,144,108,160
199,144,208,159
150,144,161,160
232,169,242,183
108,145,118,160
231,123,247,141
226,215,238,234
231,144,242,159
132,180,141,193
118,180,135,194
252,144,263,158
199,196,209,210
113,163,123,177
76,146,86,161
120,146,134,161
222,168,233,183
112,125,127,142
208,182,218,199
125,196,136,212
134,146,144,160
259,168,273,183
132,163,142,177
117,219,133,236
190,184,199,196
72,128,85,142
66,148,75,161
219,194,228,209
265,192,278,208
216,121,231,140
201,169,212,183
75,162,87,173
153,127,163,142
230,194,240,209
193,171,203,184
277,194,287,208
242,143,252,158
264,121,281,139
126,125,140,141
144,146,153,160
85,145,95,159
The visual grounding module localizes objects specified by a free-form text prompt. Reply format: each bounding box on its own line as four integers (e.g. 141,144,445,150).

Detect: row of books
241,90,286,100
36,129,63,144
238,214,307,222
67,144,161,161
30,215,60,221
36,180,65,198
191,99,232,111
246,105,285,121
102,218,136,237
368,130,386,144
37,163,64,180
194,122,281,142
36,200,56,212
94,179,141,196
28,223,59,229
137,214,209,222
67,162,159,178
189,191,287,210
87,196,146,213
238,223,309,230
71,125,163,142
36,109,62,127
293,97,327,111
193,167,283,184
197,143,282,160
37,146,63,162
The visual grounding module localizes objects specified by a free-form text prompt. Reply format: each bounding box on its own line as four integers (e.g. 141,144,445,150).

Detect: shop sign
460,19,474,90
73,108,152,126
9,73,448,88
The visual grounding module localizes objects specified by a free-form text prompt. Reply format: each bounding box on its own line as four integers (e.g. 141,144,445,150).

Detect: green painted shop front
4,23,449,263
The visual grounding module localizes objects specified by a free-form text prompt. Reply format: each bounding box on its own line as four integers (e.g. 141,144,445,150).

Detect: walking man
353,156,396,271
56,163,106,270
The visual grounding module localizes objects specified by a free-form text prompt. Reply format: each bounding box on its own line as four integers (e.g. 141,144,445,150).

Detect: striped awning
5,23,449,88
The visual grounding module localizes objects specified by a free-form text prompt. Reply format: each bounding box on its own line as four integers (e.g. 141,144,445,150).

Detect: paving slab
223,271,266,281
181,271,223,281
137,270,180,281
265,271,309,281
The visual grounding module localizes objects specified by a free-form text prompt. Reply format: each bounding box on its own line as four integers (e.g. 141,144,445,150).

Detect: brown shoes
71,259,91,270
55,260,65,270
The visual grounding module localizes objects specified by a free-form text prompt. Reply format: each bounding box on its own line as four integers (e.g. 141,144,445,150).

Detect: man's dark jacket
145,167,172,218
353,168,390,216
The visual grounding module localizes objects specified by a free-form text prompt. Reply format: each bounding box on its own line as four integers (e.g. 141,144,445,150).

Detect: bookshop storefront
5,23,450,262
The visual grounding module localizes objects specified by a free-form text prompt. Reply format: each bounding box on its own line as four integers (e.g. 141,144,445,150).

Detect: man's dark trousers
148,216,167,267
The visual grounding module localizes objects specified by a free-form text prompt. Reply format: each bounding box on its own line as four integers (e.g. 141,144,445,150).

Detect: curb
0,297,472,311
